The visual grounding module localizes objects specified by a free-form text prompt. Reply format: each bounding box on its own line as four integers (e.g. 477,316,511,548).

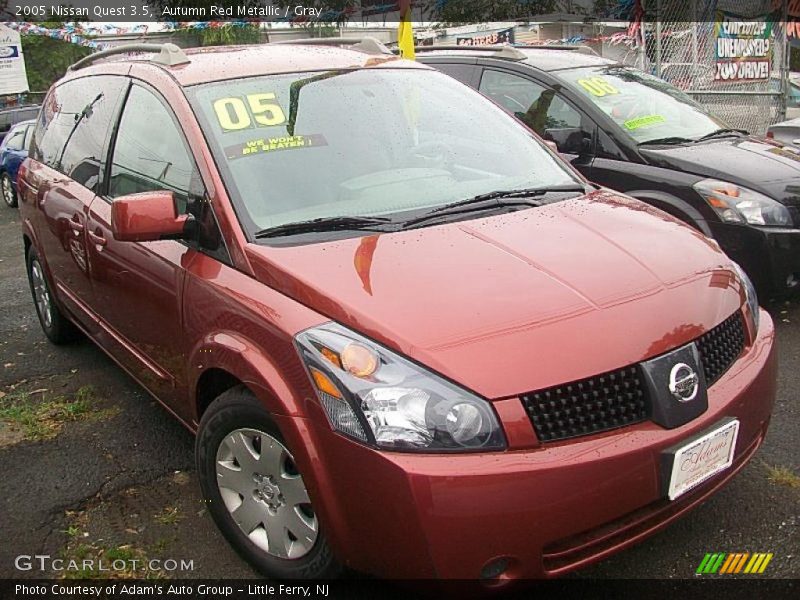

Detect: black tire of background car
195,386,342,580
2,173,17,208
25,247,81,344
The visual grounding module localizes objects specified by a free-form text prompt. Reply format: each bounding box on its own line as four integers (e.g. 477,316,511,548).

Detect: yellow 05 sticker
213,93,286,131
577,77,620,97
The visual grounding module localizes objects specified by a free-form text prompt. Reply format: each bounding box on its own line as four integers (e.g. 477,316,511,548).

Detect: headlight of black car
694,179,791,227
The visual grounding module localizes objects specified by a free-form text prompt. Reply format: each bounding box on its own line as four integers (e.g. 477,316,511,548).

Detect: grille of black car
521,311,746,442
696,311,746,385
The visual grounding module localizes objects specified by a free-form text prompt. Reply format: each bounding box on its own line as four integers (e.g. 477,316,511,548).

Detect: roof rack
521,44,599,55
414,44,598,57
68,43,191,72
273,37,392,56
411,45,528,61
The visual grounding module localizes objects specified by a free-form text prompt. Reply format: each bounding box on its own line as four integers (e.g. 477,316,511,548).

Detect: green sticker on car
624,114,666,130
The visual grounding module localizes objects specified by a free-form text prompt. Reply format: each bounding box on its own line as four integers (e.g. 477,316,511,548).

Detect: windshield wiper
401,184,587,229
638,136,695,146
254,216,393,239
694,128,749,142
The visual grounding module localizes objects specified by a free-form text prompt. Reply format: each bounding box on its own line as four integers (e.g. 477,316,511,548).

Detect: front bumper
278,310,776,580
710,221,800,295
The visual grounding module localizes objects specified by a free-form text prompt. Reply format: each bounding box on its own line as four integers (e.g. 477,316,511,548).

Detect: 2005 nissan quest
18,41,776,582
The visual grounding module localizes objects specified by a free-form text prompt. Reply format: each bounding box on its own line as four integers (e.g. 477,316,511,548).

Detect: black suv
419,46,800,297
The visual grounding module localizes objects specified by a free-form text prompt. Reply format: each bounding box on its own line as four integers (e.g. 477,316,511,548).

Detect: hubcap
215,428,318,559
30,260,52,329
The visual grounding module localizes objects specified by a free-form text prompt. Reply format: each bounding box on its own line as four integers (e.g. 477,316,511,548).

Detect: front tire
26,247,80,344
2,173,17,208
196,387,341,579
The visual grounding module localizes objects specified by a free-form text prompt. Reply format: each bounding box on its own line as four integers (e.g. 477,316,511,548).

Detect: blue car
1,119,34,208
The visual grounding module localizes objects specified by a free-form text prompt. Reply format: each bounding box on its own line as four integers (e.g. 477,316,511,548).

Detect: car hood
640,136,800,203
246,191,743,399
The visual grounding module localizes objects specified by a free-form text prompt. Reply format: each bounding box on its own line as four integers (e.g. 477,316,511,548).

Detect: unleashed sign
714,12,774,82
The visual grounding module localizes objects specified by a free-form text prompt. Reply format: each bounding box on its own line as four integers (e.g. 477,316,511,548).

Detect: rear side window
3,125,27,151
108,84,200,211
32,76,127,191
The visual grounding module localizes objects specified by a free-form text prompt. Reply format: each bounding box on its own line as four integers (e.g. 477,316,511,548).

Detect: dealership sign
456,27,514,46
714,11,774,82
0,24,29,94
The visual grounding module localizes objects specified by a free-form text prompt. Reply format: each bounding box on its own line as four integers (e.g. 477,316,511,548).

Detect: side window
108,85,198,214
433,63,477,86
4,126,26,151
32,77,126,190
59,77,127,191
479,69,582,135
109,85,229,263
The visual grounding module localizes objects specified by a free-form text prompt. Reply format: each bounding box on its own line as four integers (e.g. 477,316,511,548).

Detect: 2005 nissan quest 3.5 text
17,41,776,582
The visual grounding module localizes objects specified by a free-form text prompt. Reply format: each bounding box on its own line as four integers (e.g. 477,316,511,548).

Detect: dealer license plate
666,419,739,501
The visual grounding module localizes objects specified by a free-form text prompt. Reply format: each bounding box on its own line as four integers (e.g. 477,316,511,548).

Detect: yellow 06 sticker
213,93,286,131
577,77,620,97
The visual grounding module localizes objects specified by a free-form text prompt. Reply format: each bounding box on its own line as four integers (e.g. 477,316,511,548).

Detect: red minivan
18,41,776,582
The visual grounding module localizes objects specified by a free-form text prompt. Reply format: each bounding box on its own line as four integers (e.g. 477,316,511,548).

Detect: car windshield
557,66,727,143
188,68,579,238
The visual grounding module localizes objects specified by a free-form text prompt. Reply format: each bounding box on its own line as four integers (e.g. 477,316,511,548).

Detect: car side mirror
544,127,592,156
111,191,190,242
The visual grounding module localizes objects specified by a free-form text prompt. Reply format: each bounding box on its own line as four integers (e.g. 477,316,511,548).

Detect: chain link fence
640,0,788,135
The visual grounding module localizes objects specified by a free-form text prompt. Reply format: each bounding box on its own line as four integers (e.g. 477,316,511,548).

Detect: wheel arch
626,189,713,237
189,331,307,424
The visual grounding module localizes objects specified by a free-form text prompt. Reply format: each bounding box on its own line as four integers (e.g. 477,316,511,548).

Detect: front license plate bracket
660,417,740,501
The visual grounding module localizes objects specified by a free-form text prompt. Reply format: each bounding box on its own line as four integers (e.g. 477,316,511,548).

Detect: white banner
0,24,29,95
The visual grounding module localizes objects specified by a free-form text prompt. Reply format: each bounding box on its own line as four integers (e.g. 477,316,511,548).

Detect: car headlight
295,323,506,452
693,179,791,226
731,262,759,333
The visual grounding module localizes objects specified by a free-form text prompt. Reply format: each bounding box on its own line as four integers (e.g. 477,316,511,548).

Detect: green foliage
20,35,92,93
435,0,558,24
300,22,339,39
173,23,261,47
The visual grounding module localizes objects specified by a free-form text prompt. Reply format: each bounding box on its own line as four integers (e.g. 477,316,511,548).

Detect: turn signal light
310,367,343,399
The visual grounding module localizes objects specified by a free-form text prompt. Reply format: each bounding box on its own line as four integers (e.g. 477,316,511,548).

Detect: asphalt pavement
0,204,797,582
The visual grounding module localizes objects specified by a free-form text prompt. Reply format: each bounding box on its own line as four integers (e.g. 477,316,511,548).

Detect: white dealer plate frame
666,419,739,501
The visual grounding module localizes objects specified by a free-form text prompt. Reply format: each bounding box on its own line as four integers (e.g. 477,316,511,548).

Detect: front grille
521,311,746,443
521,366,648,442
696,311,746,385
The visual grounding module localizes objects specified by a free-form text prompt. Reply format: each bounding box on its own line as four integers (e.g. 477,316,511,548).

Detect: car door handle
68,215,84,232
88,228,107,246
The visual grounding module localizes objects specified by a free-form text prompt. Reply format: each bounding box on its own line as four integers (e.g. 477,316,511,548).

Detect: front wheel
196,387,341,579
2,173,17,208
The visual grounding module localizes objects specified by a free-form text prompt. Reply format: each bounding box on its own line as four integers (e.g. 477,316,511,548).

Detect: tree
435,0,559,23
173,23,261,47
20,23,92,93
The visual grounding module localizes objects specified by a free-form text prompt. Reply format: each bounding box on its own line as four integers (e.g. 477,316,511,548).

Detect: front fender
188,330,310,422
626,188,713,237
